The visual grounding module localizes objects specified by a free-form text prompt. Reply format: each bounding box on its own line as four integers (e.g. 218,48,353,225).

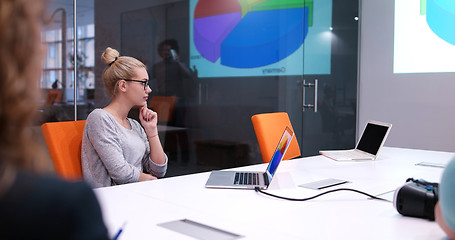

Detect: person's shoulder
28,171,92,195
11,171,96,206
440,157,455,231
87,109,114,126
442,158,455,185
87,108,108,120
445,158,455,172
2,171,108,240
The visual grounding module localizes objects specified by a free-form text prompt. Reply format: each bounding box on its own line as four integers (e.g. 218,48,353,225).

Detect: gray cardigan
81,109,167,188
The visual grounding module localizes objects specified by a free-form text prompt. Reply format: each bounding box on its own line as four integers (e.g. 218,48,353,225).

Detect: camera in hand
393,178,439,220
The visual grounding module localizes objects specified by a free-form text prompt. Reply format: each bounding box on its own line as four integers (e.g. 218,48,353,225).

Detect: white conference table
94,147,454,239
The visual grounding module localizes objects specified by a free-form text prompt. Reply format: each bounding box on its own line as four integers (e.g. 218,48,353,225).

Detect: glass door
40,0,95,125
288,0,359,157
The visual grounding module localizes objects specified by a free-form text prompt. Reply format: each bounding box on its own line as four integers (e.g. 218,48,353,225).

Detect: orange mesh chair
251,112,301,163
41,120,86,181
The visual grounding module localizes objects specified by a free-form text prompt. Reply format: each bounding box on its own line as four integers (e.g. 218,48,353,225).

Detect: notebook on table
319,120,392,161
205,126,294,190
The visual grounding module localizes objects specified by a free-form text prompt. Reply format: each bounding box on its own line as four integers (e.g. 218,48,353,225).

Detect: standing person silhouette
0,0,109,239
152,39,193,127
152,39,196,163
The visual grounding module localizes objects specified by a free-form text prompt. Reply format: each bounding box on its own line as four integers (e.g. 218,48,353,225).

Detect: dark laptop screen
356,122,390,155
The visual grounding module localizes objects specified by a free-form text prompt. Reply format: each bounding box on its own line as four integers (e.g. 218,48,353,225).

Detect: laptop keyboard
234,172,259,185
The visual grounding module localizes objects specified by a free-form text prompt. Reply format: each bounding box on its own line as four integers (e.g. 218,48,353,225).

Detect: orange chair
148,96,178,124
41,120,86,181
251,112,301,163
45,89,62,105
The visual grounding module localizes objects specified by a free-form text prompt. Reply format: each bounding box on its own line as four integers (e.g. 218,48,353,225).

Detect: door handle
302,79,318,112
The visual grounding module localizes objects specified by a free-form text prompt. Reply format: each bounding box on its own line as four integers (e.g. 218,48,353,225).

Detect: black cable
254,187,391,202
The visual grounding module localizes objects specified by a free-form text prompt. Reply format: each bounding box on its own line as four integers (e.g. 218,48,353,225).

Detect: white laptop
205,126,294,190
319,120,392,161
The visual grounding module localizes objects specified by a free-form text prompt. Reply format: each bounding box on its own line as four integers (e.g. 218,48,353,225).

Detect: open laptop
205,126,294,190
319,120,392,161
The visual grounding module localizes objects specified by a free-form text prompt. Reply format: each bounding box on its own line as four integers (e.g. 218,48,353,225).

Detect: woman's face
126,67,152,106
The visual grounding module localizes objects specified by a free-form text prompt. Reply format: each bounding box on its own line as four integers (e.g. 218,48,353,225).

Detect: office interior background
38,0,455,177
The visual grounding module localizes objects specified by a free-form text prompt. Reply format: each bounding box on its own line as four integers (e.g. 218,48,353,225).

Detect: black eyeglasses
124,79,149,90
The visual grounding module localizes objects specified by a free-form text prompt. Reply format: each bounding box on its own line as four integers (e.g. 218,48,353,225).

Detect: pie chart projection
394,0,455,73
426,0,455,45
193,0,313,68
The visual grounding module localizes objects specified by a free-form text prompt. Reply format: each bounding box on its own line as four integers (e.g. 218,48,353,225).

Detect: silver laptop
205,126,294,189
319,120,392,161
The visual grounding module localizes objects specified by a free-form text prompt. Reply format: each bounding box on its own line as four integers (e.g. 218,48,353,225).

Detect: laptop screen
265,126,294,181
356,122,391,155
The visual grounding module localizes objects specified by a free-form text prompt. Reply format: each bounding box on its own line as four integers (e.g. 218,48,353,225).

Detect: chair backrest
251,112,301,163
41,120,86,181
45,89,62,105
149,96,178,123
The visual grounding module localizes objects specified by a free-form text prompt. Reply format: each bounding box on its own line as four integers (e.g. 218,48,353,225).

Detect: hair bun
101,47,120,66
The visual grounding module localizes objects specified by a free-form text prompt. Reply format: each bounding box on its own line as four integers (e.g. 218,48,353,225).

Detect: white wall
358,0,455,152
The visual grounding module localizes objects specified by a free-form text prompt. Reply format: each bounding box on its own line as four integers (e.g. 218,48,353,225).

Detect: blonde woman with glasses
82,47,167,188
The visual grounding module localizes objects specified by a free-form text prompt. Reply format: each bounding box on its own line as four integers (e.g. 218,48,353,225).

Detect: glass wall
41,0,359,177
39,0,95,124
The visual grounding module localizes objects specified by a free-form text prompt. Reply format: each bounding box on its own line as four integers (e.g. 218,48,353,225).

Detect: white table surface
94,147,454,239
